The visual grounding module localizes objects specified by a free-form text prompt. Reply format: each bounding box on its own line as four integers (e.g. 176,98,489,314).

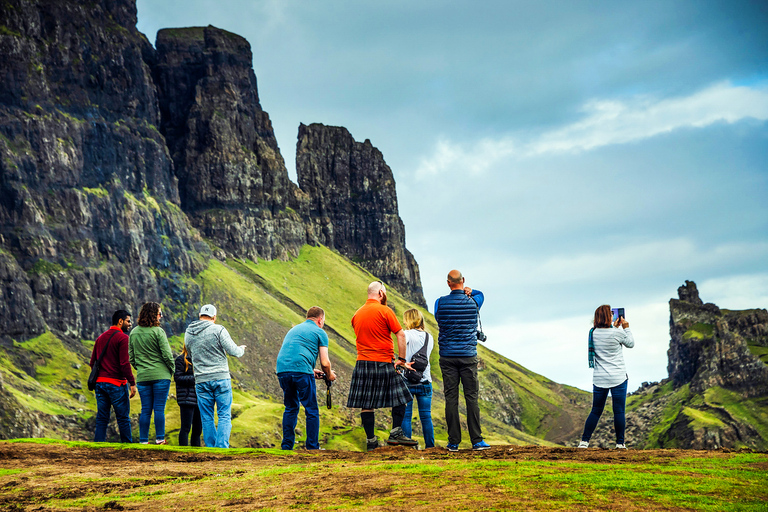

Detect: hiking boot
472,440,491,451
366,436,380,452
446,443,459,452
578,441,589,449
616,444,627,450
387,427,418,447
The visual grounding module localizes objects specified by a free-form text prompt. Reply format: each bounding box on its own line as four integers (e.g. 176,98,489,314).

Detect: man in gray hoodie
184,304,245,448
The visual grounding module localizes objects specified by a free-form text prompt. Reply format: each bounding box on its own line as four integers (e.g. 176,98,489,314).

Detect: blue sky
137,0,768,391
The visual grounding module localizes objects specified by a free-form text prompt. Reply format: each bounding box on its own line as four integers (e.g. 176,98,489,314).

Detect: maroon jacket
89,327,135,386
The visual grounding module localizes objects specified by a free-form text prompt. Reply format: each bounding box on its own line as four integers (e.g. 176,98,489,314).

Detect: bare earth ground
0,442,766,511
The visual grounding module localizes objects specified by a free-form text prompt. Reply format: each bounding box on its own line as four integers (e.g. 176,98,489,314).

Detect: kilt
346,360,413,409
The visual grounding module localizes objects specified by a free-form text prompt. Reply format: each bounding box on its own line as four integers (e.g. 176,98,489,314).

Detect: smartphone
611,308,625,322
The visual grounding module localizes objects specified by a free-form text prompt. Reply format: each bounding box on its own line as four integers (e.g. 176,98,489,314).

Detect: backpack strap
412,332,430,361
95,330,119,370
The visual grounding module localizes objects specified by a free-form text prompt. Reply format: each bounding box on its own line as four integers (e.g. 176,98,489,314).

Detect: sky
136,0,768,392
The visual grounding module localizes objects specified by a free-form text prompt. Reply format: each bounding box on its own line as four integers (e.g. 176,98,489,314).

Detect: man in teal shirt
276,306,336,450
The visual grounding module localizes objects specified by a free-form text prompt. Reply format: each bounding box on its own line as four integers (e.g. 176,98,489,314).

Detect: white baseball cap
200,304,217,317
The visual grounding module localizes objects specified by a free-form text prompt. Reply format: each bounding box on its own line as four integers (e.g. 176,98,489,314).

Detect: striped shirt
592,327,635,388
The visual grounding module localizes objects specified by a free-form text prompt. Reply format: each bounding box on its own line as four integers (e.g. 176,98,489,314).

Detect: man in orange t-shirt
347,281,418,451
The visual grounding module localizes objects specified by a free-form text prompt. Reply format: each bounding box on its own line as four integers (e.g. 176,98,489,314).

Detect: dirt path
0,443,763,511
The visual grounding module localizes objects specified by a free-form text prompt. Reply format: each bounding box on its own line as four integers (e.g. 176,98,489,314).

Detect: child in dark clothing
174,346,202,446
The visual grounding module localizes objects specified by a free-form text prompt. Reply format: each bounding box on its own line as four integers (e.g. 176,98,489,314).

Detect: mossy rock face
27,259,64,276
682,322,714,340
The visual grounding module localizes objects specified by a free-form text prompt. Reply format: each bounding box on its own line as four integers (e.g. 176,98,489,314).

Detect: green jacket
129,326,174,383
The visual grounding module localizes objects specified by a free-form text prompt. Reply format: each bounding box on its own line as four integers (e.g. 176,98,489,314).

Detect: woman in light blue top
401,308,435,448
579,304,634,449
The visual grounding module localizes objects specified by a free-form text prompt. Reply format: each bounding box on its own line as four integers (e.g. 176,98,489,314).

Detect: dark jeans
178,404,202,447
440,356,482,445
278,372,320,450
402,381,435,448
581,379,628,444
137,379,171,443
94,382,132,443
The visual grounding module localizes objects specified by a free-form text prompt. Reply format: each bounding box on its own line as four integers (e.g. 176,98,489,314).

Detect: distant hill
578,281,768,449
0,0,592,448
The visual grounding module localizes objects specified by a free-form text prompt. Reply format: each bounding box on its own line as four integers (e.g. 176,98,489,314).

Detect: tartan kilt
346,360,413,409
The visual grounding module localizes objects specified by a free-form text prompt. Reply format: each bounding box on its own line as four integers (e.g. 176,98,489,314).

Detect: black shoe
387,427,418,447
366,436,379,451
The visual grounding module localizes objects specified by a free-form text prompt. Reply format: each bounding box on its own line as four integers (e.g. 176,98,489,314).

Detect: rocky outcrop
153,26,310,262
1,1,426,345
0,0,430,441
0,0,209,340
575,281,768,450
668,280,768,396
296,123,425,306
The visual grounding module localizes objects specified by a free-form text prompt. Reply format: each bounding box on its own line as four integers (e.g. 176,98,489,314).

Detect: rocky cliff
296,123,425,306
578,281,768,450
0,0,442,442
0,0,425,348
667,280,768,397
0,0,208,342
153,26,309,262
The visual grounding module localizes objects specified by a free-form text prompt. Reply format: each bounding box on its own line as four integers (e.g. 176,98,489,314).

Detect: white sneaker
578,441,589,448
616,444,627,450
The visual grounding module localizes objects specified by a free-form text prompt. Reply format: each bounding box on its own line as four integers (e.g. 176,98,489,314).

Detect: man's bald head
368,281,386,298
447,270,465,290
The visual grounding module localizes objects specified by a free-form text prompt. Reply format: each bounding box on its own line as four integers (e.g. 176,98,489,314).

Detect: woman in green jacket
129,302,174,444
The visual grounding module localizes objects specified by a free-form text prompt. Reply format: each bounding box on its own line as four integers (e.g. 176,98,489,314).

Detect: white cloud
698,274,768,310
463,239,768,290
416,81,768,178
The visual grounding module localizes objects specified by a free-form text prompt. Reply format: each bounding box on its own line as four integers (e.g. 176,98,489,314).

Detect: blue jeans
196,379,233,448
402,381,435,448
94,382,132,443
278,372,320,450
137,379,171,443
581,379,628,444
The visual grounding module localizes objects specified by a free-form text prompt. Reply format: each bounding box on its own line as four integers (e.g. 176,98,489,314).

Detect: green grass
82,186,108,198
747,344,768,364
682,407,725,428
6,439,764,511
704,387,768,450
683,322,715,340
27,258,64,275
644,384,691,448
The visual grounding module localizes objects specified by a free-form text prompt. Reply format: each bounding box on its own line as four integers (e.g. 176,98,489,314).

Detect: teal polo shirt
275,319,329,374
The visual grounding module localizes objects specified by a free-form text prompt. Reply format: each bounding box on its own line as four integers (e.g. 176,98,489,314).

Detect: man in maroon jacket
90,310,137,442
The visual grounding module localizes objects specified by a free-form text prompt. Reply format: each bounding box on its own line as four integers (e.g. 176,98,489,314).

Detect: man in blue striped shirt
434,270,490,451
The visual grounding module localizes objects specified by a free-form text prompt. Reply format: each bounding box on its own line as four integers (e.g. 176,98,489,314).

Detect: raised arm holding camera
434,270,490,451
578,304,635,449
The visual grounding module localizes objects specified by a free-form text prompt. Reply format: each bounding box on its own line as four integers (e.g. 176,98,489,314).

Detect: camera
477,330,487,342
611,308,626,322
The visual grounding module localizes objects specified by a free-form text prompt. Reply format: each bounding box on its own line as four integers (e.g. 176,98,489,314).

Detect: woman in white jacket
578,304,634,449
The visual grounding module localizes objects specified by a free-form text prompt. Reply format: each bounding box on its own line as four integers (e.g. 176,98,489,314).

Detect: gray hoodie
184,320,245,384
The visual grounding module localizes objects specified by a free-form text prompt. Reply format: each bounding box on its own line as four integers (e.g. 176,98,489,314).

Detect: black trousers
439,356,482,445
178,404,202,447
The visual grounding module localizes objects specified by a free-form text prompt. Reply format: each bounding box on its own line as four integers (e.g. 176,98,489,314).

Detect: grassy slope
0,244,590,449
